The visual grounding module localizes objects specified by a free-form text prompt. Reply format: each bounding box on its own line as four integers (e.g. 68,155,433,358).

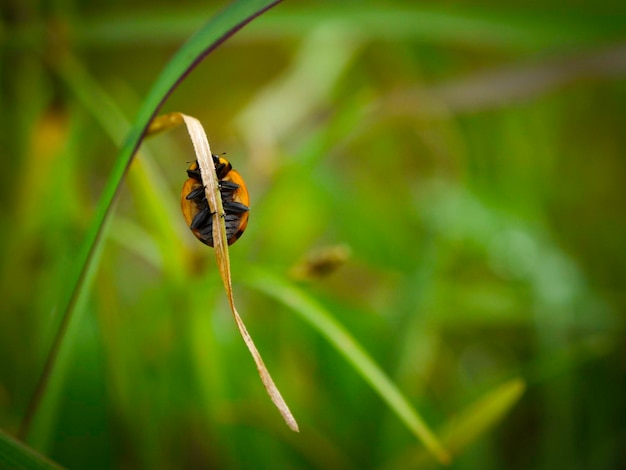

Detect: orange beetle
181,155,249,247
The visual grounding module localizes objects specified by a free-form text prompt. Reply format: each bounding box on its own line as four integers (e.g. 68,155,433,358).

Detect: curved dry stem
160,112,299,432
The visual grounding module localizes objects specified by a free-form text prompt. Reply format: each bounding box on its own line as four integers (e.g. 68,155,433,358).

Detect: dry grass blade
158,112,299,432
180,114,232,291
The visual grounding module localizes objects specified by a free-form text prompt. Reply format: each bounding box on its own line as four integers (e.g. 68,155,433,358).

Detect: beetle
181,155,249,247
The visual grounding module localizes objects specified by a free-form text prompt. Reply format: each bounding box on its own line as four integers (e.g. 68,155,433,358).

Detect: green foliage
0,430,63,469
1,0,625,469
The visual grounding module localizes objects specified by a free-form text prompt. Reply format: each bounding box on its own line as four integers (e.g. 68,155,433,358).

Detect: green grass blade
442,378,525,455
0,429,63,469
384,378,525,469
20,0,282,443
247,269,451,465
74,6,625,51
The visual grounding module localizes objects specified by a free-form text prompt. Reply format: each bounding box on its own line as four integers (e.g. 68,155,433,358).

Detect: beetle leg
185,186,206,200
190,207,212,230
219,181,240,192
223,201,249,213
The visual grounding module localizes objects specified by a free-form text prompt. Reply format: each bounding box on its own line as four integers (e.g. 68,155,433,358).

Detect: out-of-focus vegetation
1,0,625,468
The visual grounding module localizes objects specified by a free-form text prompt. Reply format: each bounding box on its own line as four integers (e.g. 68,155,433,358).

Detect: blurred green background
1,0,626,468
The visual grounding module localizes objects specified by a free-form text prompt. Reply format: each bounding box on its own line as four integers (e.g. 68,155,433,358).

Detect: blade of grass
246,268,450,465
384,378,525,469
180,113,298,431
19,0,283,443
0,428,64,470
74,6,626,51
441,378,525,455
